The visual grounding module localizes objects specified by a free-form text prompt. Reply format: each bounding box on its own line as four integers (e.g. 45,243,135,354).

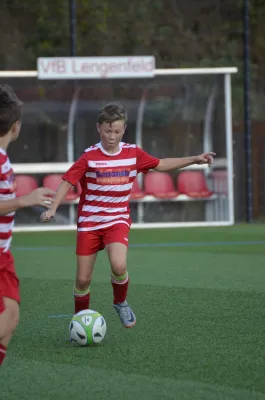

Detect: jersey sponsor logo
95,162,108,166
95,168,130,184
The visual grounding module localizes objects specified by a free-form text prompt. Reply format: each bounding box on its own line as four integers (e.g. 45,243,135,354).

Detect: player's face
97,120,126,151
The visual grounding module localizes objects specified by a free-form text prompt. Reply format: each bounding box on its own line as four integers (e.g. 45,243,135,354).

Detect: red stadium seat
43,174,78,201
15,175,38,197
177,171,213,198
144,172,178,198
130,179,144,199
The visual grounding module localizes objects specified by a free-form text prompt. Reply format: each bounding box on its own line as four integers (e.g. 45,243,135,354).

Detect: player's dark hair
0,84,23,136
97,102,127,125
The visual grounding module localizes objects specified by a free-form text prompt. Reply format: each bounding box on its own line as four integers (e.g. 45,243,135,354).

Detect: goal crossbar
12,158,227,174
0,67,238,79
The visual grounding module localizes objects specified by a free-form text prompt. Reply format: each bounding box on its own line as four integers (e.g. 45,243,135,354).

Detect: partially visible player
41,102,215,329
0,84,55,366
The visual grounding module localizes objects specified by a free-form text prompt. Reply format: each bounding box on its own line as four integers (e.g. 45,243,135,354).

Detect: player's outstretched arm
40,180,73,222
0,188,55,216
154,152,216,172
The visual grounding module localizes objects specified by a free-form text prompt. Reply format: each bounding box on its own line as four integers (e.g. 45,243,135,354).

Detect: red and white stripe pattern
77,143,136,231
63,141,159,232
0,149,16,253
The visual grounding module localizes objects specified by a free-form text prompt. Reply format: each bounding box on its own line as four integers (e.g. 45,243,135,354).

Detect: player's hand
194,152,216,166
40,209,56,222
23,188,55,208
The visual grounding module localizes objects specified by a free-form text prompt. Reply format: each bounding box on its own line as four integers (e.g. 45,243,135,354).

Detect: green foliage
0,0,243,68
2,0,265,117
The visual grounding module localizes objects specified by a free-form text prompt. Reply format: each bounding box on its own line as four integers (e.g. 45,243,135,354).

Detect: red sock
0,344,7,365
111,273,129,304
74,293,90,314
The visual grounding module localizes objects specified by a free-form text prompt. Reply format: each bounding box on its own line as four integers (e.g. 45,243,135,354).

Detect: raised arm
154,152,216,172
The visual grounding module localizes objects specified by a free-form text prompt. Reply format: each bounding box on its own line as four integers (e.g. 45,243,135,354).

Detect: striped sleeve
136,147,160,174
62,153,88,185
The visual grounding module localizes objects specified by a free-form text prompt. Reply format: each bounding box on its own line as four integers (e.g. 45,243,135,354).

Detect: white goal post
0,61,237,232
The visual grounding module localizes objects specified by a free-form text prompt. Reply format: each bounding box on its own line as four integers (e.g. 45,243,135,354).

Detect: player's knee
76,277,91,291
11,306,19,332
0,314,7,339
111,260,127,277
0,300,19,339
7,300,19,333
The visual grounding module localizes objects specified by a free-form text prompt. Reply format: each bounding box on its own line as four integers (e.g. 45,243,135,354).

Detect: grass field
1,225,265,400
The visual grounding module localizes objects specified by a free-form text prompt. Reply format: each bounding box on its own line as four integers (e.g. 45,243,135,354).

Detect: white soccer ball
69,309,107,346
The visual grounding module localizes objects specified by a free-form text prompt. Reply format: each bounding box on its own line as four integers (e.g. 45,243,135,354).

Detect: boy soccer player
0,85,55,365
41,102,215,328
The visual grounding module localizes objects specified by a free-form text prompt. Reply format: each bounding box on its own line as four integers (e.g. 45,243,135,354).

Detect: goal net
1,60,237,232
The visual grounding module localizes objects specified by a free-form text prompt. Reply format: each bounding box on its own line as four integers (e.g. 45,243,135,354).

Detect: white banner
37,56,155,80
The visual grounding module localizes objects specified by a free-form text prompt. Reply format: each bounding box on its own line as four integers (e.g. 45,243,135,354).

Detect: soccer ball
69,309,107,346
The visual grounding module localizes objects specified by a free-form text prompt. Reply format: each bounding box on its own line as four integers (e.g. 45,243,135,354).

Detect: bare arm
0,188,55,216
154,152,216,172
155,157,196,172
48,180,73,214
41,180,73,221
0,197,28,215
41,153,88,222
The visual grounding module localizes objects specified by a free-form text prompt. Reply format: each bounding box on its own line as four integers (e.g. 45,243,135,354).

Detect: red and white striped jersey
62,142,159,231
0,148,16,253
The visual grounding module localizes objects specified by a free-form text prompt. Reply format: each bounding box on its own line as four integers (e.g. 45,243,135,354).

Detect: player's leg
74,231,101,314
0,293,8,365
0,297,19,342
104,224,136,328
0,267,20,366
107,242,128,303
74,254,97,313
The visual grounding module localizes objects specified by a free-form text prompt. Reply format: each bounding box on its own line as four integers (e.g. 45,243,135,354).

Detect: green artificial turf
1,225,265,400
